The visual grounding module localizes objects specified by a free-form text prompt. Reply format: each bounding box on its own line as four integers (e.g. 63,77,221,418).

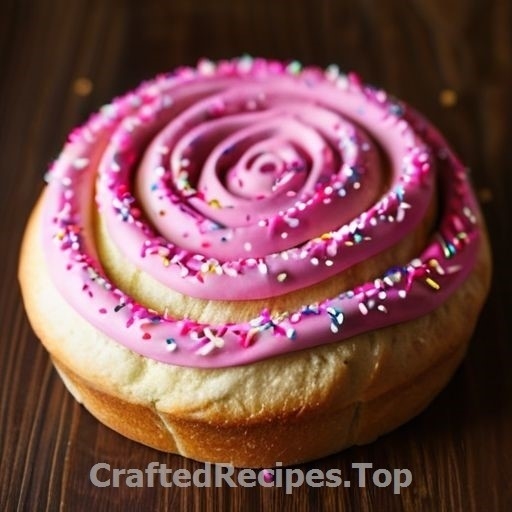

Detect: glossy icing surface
41,58,480,367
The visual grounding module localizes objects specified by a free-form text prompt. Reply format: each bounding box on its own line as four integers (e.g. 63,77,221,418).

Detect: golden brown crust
18,194,492,467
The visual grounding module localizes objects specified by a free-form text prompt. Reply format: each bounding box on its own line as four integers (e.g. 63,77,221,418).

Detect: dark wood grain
1,0,510,510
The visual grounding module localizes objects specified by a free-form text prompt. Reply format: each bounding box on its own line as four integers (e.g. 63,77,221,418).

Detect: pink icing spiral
42,57,480,367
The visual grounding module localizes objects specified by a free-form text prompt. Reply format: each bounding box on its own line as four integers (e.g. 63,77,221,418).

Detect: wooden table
1,1,510,510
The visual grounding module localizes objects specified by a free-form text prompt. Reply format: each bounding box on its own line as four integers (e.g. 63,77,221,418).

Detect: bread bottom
19,197,491,467
52,340,467,467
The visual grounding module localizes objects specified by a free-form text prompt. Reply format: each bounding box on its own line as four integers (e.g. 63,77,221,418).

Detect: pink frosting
41,58,481,367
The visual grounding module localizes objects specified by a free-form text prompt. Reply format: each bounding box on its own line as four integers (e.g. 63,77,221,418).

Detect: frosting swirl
42,57,481,367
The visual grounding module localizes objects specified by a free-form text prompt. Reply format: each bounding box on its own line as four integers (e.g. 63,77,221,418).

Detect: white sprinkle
377,305,388,313
123,118,139,132
244,242,252,251
326,243,337,257
435,264,446,275
285,217,300,228
325,259,334,267
376,90,387,103
378,291,387,300
204,327,224,347
73,157,89,170
398,290,407,299
277,272,288,282
189,331,202,341
100,103,117,118
325,64,340,81
197,341,216,356
311,257,319,266
290,312,301,323
286,328,296,340
166,340,177,352
258,261,268,274
223,266,238,277
358,303,369,315
198,59,216,75
463,206,476,223
238,55,254,72
336,75,349,90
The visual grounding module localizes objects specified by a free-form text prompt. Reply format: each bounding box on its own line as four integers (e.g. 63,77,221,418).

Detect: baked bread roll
19,58,491,467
